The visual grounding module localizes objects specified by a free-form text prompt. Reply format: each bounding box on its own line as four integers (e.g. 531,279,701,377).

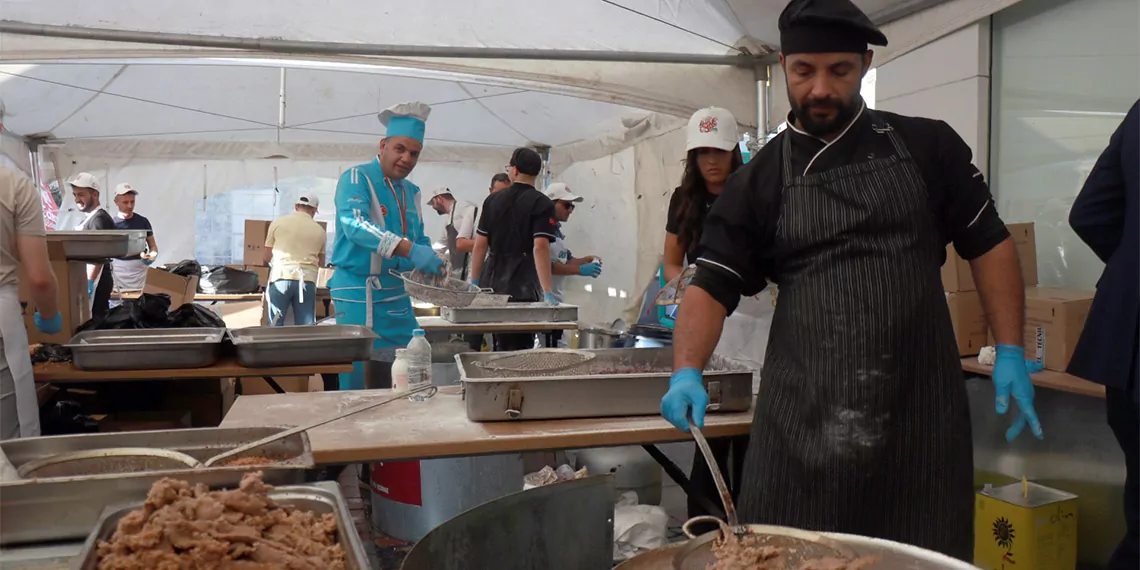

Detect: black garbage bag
76,293,173,332
40,400,99,436
199,265,260,294
169,303,226,328
30,343,72,364
167,259,202,278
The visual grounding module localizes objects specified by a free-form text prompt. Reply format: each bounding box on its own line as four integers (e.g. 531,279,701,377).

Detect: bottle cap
413,328,425,336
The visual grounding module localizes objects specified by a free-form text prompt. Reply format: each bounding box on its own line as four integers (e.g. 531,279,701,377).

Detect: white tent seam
47,63,127,133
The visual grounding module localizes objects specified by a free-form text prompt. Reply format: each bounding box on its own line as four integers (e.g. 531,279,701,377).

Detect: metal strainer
391,269,485,308
475,349,596,377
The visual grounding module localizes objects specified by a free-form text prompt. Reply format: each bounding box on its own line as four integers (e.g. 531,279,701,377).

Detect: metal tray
457,347,753,421
0,427,313,546
71,481,370,570
47,231,147,261
64,328,225,371
227,324,376,367
441,302,578,324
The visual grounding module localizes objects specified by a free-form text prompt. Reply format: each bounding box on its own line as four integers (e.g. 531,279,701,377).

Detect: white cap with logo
685,107,739,152
295,193,320,209
115,183,138,196
425,186,452,202
67,172,101,191
544,182,583,203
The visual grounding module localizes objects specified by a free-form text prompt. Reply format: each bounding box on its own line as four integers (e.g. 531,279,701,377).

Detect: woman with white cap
662,106,749,531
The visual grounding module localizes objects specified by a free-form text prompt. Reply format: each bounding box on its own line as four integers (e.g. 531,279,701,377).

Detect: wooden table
113,291,331,305
416,316,578,334
960,357,1105,398
221,386,752,464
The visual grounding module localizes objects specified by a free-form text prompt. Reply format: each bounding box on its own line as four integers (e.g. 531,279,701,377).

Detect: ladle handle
690,419,739,528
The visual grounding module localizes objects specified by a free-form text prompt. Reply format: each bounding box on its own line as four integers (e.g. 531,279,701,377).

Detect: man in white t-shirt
265,193,327,325
425,186,478,280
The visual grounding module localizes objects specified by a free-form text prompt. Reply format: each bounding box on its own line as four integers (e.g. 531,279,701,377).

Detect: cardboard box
245,219,328,267
213,300,266,329
946,291,988,356
974,481,1077,570
1022,287,1094,372
19,241,91,344
143,268,198,308
239,375,313,395
942,222,1038,292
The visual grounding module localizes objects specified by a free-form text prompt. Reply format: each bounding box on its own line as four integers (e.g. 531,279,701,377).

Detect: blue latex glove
142,258,155,266
34,311,62,334
470,279,479,288
409,243,445,275
87,279,94,296
578,261,602,278
543,292,558,306
661,368,708,432
993,345,1044,441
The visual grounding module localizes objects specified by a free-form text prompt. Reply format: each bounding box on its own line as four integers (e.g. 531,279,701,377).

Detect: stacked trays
65,328,226,371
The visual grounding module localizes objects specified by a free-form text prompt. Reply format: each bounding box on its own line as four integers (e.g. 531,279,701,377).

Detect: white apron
111,258,147,292
0,284,41,438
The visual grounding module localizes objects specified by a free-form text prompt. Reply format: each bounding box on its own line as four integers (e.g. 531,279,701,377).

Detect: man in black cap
470,147,559,351
659,0,1039,560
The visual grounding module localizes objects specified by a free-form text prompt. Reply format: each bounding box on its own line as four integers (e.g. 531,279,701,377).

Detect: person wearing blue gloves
661,0,1038,561
1066,99,1138,570
328,101,445,391
469,147,560,351
542,183,602,347
0,159,61,439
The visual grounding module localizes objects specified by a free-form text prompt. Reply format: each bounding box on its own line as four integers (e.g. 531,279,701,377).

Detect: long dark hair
675,147,744,252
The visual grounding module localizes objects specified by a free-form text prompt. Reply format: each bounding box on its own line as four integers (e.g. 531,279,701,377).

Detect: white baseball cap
67,172,101,191
115,183,138,196
425,186,453,202
295,193,320,209
685,107,739,152
544,183,583,203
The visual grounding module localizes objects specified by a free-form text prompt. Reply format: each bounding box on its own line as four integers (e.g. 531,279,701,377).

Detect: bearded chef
328,101,445,391
660,0,1040,560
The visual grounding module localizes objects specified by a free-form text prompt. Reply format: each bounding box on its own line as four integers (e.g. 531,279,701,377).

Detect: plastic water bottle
390,349,410,394
406,328,432,401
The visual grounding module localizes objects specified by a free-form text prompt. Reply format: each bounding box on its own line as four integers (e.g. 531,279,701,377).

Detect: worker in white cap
265,192,327,326
542,182,602,348
68,172,116,319
110,183,159,292
0,100,60,438
329,101,445,390
425,186,478,280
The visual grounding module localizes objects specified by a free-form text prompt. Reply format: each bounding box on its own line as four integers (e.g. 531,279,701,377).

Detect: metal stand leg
262,376,286,394
321,373,339,392
641,444,725,519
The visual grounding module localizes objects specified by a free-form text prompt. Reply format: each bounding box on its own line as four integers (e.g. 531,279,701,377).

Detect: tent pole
278,68,286,144
0,20,761,67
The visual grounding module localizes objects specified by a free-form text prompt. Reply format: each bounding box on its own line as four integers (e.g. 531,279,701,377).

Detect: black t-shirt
81,208,116,231
693,108,1010,313
476,182,557,254
665,188,718,258
114,213,153,236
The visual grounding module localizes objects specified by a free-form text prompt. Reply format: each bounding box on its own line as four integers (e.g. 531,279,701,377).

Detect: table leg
262,376,286,394
641,444,725,520
322,373,339,392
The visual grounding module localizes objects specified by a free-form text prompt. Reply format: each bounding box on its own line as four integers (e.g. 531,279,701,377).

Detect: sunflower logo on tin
992,516,1016,550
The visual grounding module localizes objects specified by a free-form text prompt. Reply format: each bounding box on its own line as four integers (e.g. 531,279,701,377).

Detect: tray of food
47,231,148,261
457,347,753,421
64,328,225,371
0,427,313,546
440,302,578,324
227,324,376,367
73,474,369,570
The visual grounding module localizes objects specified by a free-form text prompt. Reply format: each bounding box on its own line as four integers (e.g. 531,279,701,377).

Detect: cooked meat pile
218,456,278,468
709,532,877,570
96,472,346,570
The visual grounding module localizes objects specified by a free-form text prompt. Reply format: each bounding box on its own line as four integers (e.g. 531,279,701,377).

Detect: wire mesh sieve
475,349,597,376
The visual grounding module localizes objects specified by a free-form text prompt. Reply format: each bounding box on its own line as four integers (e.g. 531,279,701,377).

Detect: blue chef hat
378,101,432,143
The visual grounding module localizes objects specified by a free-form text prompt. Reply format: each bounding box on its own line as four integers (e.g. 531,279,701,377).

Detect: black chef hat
510,147,543,177
779,0,888,55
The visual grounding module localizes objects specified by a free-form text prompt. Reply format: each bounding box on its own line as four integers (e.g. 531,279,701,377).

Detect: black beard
791,95,861,138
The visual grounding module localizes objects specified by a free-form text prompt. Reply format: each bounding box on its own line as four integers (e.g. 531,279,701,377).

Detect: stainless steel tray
47,230,147,261
64,328,225,371
457,347,753,421
71,481,370,570
0,427,313,546
227,324,376,367
441,302,578,324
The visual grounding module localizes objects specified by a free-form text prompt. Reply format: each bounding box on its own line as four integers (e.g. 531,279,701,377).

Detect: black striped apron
736,112,975,560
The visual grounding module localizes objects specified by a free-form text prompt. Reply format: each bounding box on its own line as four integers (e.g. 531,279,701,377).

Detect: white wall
876,21,992,176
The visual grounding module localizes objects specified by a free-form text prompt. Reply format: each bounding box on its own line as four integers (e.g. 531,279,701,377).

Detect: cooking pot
578,327,625,349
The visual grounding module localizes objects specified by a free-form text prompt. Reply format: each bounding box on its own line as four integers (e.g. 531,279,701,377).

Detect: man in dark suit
1068,99,1139,570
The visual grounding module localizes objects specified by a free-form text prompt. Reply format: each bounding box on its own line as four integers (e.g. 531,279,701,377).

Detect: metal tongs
682,418,746,539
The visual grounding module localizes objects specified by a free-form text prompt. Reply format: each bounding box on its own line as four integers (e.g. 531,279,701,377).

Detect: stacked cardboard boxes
243,219,327,268
944,223,1038,356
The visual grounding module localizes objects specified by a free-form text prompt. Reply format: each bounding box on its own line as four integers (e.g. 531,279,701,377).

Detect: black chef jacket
692,105,1010,313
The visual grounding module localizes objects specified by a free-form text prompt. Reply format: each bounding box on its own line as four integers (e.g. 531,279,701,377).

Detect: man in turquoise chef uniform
330,101,446,390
